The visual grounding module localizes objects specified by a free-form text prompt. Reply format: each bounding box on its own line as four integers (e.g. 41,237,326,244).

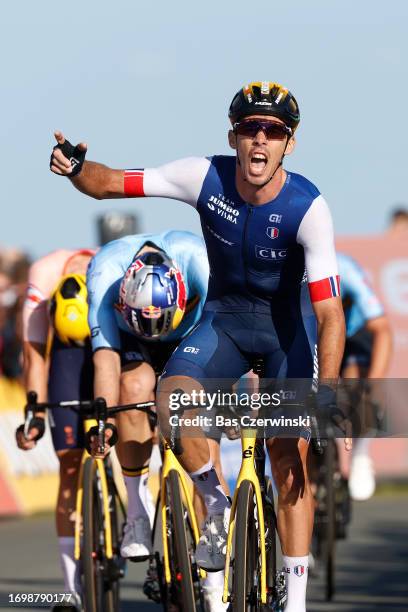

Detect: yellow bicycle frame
73,421,205,587
159,435,205,584
74,416,115,561
223,428,267,605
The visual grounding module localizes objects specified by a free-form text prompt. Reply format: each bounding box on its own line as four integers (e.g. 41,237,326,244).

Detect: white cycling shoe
349,455,376,501
120,516,152,560
196,507,230,572
51,592,82,611
202,585,229,611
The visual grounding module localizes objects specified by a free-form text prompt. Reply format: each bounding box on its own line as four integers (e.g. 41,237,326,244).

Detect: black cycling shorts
47,337,94,451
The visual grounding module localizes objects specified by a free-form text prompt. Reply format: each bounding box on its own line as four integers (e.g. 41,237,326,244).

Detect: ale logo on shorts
294,565,306,577
183,346,200,354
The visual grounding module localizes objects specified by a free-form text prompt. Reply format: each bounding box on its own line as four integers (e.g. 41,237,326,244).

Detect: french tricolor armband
124,169,145,197
308,275,340,302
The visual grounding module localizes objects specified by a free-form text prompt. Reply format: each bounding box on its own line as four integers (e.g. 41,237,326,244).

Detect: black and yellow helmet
49,274,90,346
229,81,300,130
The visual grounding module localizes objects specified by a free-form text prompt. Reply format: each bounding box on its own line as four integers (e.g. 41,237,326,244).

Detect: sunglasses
233,120,292,140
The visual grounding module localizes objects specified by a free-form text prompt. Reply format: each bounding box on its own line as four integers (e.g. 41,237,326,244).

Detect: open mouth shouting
248,150,269,177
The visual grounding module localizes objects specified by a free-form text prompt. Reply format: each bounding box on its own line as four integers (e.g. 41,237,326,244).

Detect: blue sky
2,0,407,257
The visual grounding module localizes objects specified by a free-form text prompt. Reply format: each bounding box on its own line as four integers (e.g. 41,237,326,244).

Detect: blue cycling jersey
87,231,209,351
338,253,384,337
199,156,320,309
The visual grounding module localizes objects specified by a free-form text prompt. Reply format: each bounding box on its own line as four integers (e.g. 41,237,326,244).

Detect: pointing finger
54,130,65,145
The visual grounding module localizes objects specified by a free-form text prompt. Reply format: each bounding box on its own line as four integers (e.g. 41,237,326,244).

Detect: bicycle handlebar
24,391,157,453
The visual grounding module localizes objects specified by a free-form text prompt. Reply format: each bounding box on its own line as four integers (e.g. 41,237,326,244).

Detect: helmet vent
60,277,81,299
144,252,165,266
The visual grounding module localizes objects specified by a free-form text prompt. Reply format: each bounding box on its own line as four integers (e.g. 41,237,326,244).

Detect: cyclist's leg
342,350,375,500
55,449,83,599
158,311,248,485
113,332,157,558
264,310,316,612
194,437,230,608
193,437,230,526
157,312,250,570
48,337,93,604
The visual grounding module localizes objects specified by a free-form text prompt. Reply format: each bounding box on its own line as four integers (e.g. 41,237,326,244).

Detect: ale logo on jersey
266,226,279,239
294,565,306,577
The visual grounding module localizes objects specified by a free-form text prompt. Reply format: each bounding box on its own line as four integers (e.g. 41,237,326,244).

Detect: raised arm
50,131,210,204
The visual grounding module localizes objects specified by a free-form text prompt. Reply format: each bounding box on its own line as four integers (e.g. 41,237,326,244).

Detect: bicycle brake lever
24,391,38,438
95,397,107,455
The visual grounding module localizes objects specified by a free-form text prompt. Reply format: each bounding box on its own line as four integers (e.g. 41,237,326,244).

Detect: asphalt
0,493,407,612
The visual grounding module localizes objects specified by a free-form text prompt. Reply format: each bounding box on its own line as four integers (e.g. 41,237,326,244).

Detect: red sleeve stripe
124,170,145,197
308,275,340,302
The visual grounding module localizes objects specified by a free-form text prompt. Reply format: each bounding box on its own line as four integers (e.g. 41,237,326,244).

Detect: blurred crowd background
0,212,140,384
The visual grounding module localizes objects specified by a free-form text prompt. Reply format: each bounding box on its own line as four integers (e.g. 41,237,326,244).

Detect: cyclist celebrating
339,252,392,500
16,249,95,612
50,81,347,612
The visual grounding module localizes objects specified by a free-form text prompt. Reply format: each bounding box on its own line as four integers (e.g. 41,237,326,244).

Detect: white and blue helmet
118,250,187,340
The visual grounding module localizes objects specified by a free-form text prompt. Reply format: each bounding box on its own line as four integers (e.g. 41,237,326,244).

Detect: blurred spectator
388,206,408,235
96,211,139,245
0,249,30,379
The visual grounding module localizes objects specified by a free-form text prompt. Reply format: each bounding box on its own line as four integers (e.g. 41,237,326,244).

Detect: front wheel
166,469,199,611
232,480,260,611
82,458,118,612
322,439,336,601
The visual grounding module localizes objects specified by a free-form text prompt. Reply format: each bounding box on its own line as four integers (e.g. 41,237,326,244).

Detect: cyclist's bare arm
23,341,48,402
16,341,47,450
365,315,393,378
93,349,121,410
313,298,345,381
50,131,210,203
297,194,350,449
88,349,121,456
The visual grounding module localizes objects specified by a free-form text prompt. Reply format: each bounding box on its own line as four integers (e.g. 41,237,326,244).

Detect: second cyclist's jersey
338,253,384,337
22,249,96,345
124,155,339,312
87,231,209,352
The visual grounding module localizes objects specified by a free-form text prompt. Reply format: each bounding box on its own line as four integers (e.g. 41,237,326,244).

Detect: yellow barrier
0,377,58,516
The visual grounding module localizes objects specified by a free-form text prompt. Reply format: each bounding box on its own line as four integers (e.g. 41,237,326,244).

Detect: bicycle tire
106,463,126,610
264,477,278,595
323,439,336,601
233,479,259,611
166,469,197,611
82,457,117,612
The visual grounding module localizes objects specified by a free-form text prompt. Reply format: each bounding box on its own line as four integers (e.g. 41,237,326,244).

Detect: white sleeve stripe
296,195,338,283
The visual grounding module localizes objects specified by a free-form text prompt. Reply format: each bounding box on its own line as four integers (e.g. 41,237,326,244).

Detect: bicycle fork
160,438,204,585
74,419,114,562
